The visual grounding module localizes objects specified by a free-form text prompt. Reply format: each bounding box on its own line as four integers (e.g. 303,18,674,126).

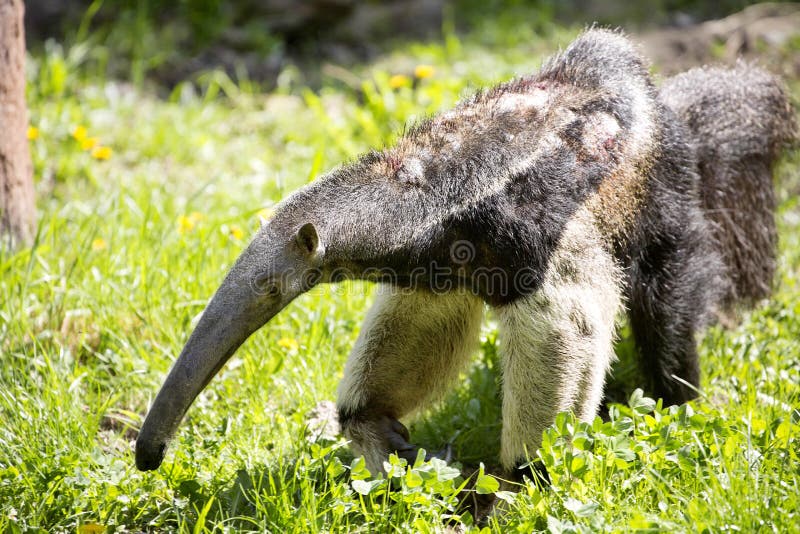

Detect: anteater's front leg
495,212,622,475
337,286,484,476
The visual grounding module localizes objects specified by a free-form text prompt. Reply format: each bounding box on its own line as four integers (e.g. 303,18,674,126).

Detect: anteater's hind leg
628,228,725,406
337,286,484,476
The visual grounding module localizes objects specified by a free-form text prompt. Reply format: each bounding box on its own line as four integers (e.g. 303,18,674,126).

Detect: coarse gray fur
136,29,797,477
660,63,797,308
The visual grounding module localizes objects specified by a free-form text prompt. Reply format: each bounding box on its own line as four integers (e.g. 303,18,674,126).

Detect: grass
2,15,799,533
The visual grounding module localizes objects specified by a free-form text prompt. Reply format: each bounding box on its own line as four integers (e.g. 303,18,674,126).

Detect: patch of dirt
638,2,800,76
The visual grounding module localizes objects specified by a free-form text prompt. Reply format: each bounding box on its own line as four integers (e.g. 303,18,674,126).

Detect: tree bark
0,0,35,248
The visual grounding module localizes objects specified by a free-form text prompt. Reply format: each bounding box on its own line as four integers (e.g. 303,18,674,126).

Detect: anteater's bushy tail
659,63,797,310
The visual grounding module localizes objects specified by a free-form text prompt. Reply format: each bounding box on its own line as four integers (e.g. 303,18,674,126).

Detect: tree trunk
0,0,35,249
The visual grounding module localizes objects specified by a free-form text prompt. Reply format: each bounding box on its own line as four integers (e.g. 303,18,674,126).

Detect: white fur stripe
410,132,562,241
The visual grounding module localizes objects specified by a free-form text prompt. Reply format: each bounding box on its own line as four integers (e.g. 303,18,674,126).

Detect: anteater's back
659,64,797,309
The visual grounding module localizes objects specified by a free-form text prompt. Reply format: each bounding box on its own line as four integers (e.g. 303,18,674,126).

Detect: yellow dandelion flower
388,74,411,89
178,212,204,235
91,238,107,251
72,125,88,141
229,224,244,240
81,137,99,150
27,126,39,140
177,214,195,235
414,64,435,79
277,337,299,351
91,146,112,160
78,523,105,534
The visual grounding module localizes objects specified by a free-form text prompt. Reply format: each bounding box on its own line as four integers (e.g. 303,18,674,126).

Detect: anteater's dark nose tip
135,439,166,471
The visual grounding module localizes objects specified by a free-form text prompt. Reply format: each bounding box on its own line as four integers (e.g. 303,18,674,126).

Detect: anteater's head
135,219,323,470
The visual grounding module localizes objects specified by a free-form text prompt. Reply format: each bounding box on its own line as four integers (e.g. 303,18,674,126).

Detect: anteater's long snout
136,435,167,471
135,266,282,471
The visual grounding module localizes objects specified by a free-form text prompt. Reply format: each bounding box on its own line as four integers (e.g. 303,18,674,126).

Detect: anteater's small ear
295,222,322,256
